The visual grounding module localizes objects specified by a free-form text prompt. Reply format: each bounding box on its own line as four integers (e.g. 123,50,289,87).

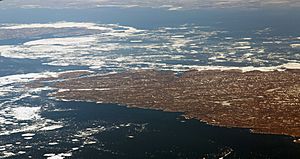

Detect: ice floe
24,36,97,46
44,154,56,157
0,103,65,136
168,7,183,11
2,152,15,158
48,142,59,146
21,133,35,137
279,63,300,69
12,107,41,121
127,135,134,139
39,125,63,131
1,22,112,31
17,151,26,154
24,137,33,140
43,151,72,159
0,72,58,87
291,44,300,48
234,46,252,49
72,147,79,151
166,62,300,72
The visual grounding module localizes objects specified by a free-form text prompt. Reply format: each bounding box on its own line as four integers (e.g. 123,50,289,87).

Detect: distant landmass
1,0,300,9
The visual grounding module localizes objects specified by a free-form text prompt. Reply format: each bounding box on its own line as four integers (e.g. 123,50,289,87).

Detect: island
32,69,300,140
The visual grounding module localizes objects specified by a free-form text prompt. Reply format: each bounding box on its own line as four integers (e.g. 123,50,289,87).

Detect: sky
1,0,300,9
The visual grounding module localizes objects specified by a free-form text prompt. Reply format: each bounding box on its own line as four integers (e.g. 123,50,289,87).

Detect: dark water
1,7,300,35
55,102,300,159
0,56,88,76
2,101,299,159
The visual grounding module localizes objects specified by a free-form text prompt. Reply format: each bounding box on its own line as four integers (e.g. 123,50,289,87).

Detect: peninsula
34,69,300,139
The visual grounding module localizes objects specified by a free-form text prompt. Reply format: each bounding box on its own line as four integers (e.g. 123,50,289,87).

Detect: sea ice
12,107,41,121
21,133,35,137
39,125,63,131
